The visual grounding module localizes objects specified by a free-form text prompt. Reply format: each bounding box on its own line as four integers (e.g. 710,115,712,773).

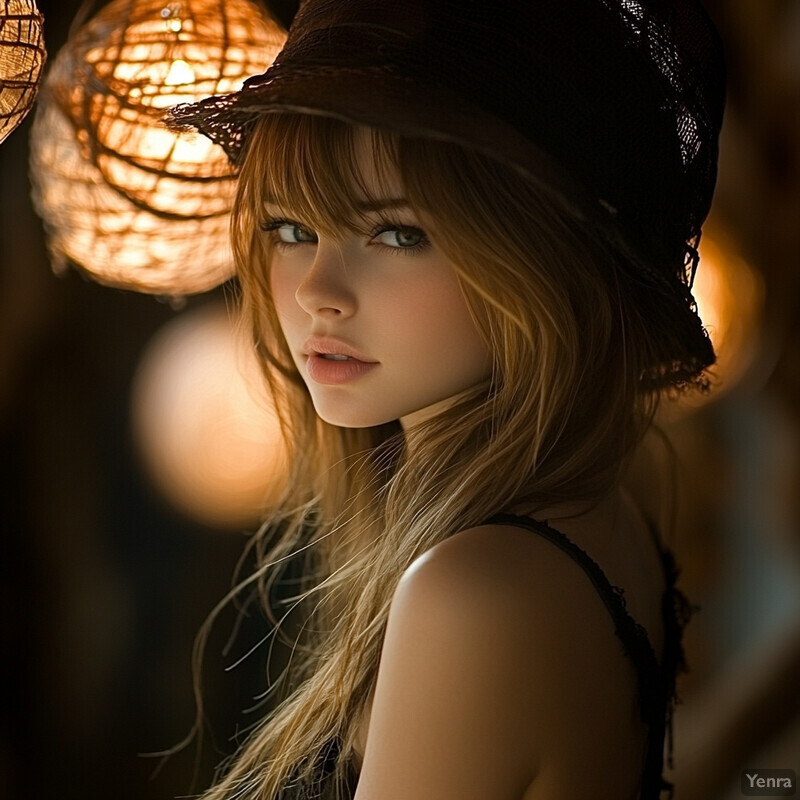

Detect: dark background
2,2,799,799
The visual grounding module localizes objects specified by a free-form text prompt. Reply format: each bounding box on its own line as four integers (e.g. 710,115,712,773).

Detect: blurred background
1,1,799,799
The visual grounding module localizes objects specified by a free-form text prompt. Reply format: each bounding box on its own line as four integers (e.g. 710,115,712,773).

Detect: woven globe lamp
0,0,45,144
29,0,285,295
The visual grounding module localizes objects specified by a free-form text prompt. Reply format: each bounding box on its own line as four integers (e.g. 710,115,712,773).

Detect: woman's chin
313,403,398,429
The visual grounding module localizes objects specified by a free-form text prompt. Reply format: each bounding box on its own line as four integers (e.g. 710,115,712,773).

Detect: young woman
170,1,725,798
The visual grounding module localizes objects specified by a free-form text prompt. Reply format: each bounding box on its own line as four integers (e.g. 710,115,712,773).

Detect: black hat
169,0,726,388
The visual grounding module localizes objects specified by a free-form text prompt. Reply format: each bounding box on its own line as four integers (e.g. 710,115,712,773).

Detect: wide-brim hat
168,0,725,390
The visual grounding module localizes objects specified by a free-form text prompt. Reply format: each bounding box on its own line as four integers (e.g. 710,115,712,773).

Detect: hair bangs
245,113,404,238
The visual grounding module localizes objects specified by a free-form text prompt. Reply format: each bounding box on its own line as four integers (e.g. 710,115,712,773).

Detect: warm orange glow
683,224,764,403
0,0,45,144
30,97,235,291
28,0,286,295
131,303,287,529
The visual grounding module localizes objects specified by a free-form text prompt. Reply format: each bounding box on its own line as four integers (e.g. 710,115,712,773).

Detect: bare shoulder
354,524,648,800
395,521,636,639
397,523,557,611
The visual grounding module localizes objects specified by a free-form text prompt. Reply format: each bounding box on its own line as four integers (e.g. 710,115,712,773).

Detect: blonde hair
200,113,664,799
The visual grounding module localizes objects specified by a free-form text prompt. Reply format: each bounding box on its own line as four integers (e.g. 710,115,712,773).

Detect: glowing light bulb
165,58,195,86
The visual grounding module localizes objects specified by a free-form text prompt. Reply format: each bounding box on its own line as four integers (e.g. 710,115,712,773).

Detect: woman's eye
372,226,428,250
260,220,318,245
280,223,317,244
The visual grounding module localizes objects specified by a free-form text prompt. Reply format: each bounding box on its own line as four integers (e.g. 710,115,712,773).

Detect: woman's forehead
257,120,413,226
349,126,405,201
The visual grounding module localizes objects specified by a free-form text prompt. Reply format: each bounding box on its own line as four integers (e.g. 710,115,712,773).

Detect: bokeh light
692,226,765,398
131,302,287,528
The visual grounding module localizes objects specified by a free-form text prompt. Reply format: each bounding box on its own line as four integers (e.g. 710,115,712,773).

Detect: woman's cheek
269,261,304,332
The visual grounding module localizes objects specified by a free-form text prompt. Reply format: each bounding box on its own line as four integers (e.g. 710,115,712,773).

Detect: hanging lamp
0,0,45,144
29,0,285,295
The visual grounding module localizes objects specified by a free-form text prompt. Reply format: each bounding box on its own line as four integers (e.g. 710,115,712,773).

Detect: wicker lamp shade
29,0,285,295
0,0,45,144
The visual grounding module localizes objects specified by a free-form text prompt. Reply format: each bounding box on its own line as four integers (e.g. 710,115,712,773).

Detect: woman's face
263,128,493,429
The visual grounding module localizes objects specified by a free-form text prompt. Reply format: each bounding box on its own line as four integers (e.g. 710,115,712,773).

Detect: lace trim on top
281,513,693,800
487,513,693,800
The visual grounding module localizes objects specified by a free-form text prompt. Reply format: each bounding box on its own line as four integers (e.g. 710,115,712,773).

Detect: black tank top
487,513,692,800
290,514,692,799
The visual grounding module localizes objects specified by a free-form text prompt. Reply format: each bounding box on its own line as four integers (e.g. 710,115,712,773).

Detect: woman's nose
294,240,357,318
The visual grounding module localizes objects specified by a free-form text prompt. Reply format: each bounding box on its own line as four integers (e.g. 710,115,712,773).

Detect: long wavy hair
197,112,691,799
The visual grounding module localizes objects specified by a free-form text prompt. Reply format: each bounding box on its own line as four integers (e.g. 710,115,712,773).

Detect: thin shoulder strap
487,512,663,723
488,512,683,799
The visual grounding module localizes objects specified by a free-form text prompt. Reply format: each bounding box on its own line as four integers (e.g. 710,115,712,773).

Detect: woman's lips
301,336,379,385
305,353,379,385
